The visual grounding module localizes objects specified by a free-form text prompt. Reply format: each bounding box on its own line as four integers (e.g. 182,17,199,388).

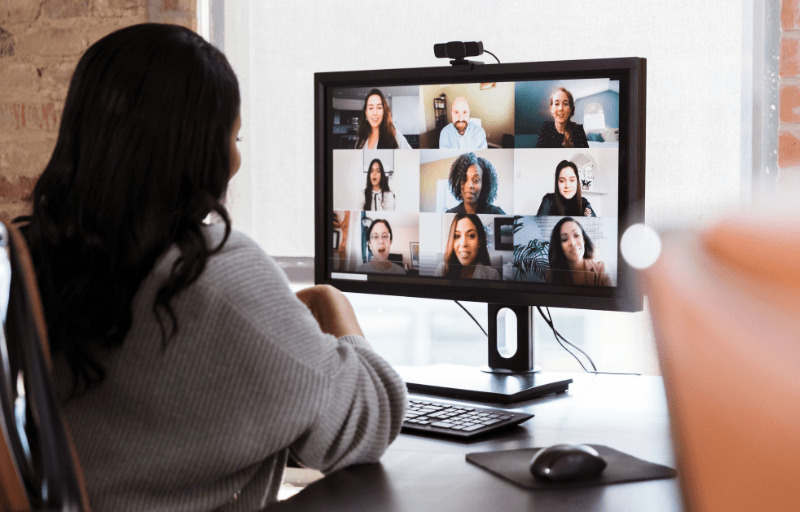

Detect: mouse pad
466,445,677,490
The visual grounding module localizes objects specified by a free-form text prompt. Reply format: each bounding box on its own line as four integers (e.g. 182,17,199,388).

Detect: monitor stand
394,304,572,404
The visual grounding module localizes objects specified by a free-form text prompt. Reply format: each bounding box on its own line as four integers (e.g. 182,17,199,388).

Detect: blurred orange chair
643,213,800,512
0,221,90,511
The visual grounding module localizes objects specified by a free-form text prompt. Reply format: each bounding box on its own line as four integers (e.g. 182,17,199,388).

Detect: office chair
643,213,800,512
0,221,90,511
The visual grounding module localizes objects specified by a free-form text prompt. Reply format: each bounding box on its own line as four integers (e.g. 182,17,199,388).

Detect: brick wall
781,0,800,187
0,0,197,223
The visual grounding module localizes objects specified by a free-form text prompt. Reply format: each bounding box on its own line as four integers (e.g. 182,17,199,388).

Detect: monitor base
394,364,572,404
479,365,541,374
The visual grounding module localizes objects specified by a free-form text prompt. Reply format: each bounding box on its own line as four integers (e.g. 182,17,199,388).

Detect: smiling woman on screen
537,160,596,217
354,88,411,150
434,213,499,280
547,217,611,286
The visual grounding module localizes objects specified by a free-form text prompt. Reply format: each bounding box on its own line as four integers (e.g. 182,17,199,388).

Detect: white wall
223,0,743,257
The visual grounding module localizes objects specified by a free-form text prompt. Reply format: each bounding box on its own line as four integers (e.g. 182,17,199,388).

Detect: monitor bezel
314,57,646,312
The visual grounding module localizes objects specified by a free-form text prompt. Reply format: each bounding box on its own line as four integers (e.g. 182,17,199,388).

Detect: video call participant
446,152,506,214
17,24,406,511
354,88,412,150
362,158,395,211
438,96,488,150
356,219,407,274
434,213,500,280
546,217,611,286
536,87,590,149
537,160,596,217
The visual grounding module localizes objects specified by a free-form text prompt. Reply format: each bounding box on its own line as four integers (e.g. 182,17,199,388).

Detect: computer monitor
314,57,646,403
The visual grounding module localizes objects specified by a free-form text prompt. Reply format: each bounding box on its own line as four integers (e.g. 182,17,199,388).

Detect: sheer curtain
213,0,756,375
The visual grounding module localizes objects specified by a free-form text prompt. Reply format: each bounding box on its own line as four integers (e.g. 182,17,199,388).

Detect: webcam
434,41,484,68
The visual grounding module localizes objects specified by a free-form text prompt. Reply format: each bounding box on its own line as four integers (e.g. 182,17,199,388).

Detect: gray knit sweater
52,224,407,511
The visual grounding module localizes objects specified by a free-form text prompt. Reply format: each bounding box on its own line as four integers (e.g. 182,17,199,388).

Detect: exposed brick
0,102,62,132
780,83,800,123
781,38,800,78
783,0,800,31
0,26,14,57
44,0,89,19
38,58,78,99
14,25,89,57
92,0,143,18
84,18,140,47
0,203,31,224
778,129,800,168
0,138,56,179
159,12,194,31
0,61,38,90
0,0,41,24
0,175,37,204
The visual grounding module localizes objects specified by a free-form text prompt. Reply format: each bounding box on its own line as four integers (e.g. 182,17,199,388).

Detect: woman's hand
295,285,365,338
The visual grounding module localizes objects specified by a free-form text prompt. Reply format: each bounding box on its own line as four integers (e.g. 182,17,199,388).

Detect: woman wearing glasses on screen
446,152,506,215
362,158,396,211
356,219,406,274
15,24,406,512
354,88,411,150
434,213,500,280
535,87,590,149
546,217,611,286
537,160,596,217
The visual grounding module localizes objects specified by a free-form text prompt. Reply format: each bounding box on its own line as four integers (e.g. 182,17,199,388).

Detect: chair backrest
0,221,90,512
643,214,800,512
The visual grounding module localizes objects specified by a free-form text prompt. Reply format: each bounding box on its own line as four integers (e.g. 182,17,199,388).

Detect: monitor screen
315,58,645,313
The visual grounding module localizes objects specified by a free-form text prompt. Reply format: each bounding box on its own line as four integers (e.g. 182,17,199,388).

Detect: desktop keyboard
402,397,533,439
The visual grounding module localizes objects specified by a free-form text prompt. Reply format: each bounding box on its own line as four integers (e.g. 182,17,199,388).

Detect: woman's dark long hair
355,89,399,149
15,23,240,396
363,158,391,210
548,217,595,285
442,213,492,278
448,152,498,210
552,160,584,216
550,87,579,148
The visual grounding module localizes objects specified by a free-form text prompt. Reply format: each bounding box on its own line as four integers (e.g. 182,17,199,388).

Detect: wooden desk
269,373,683,512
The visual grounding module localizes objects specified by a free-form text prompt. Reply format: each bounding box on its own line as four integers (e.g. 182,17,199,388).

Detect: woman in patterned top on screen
535,87,590,149
354,88,411,150
537,160,596,217
434,213,500,280
15,23,406,512
361,158,396,211
546,217,611,286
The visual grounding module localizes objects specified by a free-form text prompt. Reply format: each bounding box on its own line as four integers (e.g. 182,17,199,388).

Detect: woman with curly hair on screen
14,23,406,512
445,152,506,214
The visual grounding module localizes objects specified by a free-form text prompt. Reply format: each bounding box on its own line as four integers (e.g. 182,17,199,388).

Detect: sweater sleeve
201,233,407,474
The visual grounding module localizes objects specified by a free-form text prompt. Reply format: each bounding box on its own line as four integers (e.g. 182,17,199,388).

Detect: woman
16,24,405,512
362,158,395,210
535,87,589,149
537,160,596,217
354,88,411,149
546,217,611,286
446,152,506,214
434,213,500,280
356,219,406,274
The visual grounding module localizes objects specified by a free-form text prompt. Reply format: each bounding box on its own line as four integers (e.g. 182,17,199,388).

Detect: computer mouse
529,443,607,481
